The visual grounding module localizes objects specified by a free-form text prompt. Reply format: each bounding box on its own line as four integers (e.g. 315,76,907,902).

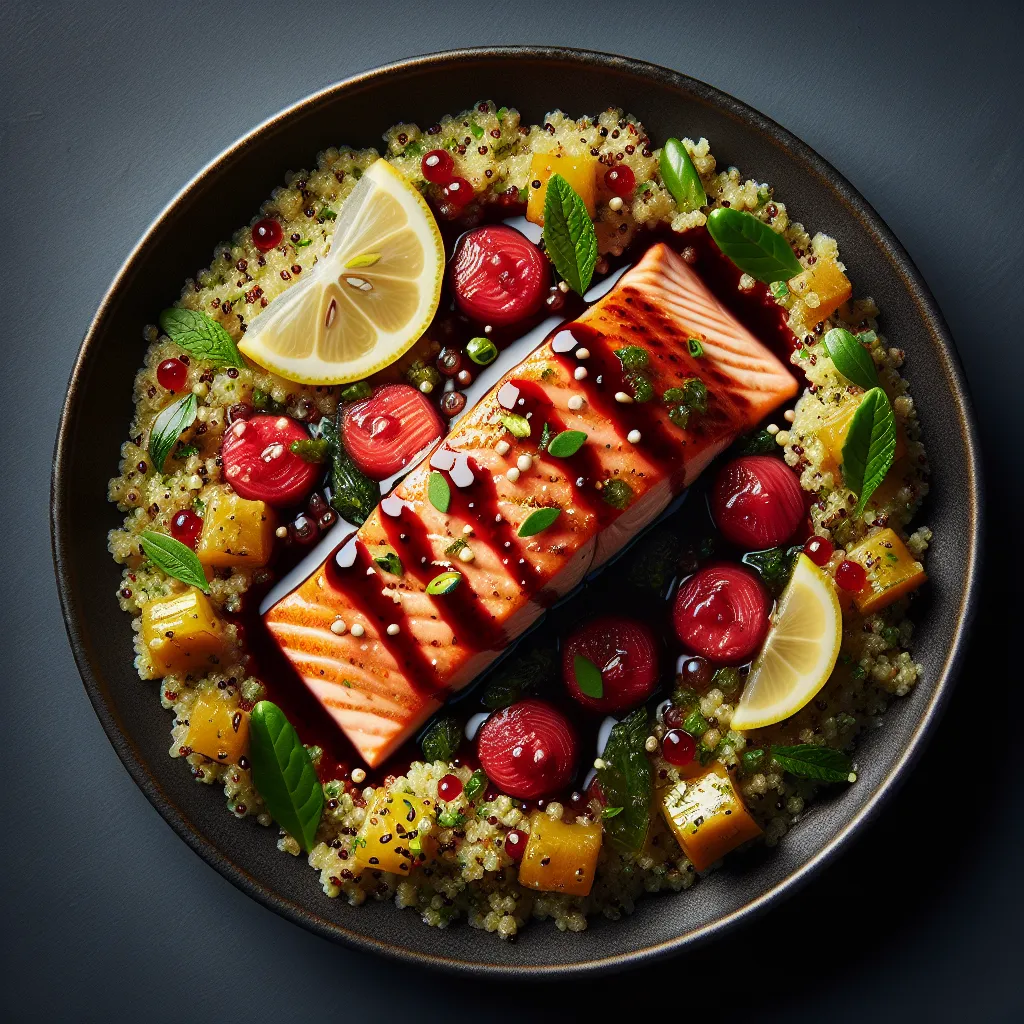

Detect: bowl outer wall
50,46,984,975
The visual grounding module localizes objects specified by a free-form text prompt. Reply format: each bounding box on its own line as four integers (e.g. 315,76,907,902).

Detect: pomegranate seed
835,559,867,592
421,149,455,184
804,535,834,566
604,165,636,197
156,358,188,392
442,177,474,209
437,774,463,801
251,218,282,252
170,509,203,549
504,829,528,862
662,729,696,766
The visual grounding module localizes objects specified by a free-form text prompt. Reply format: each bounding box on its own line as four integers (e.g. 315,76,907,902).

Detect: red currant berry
804,535,834,566
421,149,455,184
835,559,867,592
156,358,188,392
251,218,282,252
169,509,202,549
662,729,696,766
504,829,528,862
442,177,474,209
604,165,636,197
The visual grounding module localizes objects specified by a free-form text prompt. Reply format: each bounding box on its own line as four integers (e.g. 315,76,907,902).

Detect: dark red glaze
562,615,659,713
156,358,188,393
804,535,834,567
673,564,771,664
342,384,443,480
477,699,578,799
221,414,320,507
504,829,528,861
170,509,203,549
662,729,696,766
441,177,474,209
835,559,867,592
711,456,805,549
450,226,548,327
251,218,282,252
604,165,636,197
421,149,454,184
437,773,463,801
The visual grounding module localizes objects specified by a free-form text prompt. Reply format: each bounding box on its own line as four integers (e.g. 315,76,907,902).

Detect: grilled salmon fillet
264,243,798,765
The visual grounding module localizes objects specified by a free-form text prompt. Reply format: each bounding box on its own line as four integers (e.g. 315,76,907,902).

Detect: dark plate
51,46,984,975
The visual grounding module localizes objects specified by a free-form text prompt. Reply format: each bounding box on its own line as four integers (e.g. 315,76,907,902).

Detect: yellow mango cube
803,258,852,325
351,788,437,875
816,393,907,478
525,150,598,225
141,588,225,676
196,487,275,569
185,692,249,763
660,763,761,872
518,811,602,896
844,527,926,614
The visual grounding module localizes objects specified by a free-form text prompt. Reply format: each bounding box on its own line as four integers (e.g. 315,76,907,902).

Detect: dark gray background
3,1,1021,1020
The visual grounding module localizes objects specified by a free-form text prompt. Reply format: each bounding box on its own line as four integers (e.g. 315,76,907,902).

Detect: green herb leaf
537,422,553,452
340,380,373,402
735,429,778,455
706,207,803,284
321,417,379,525
770,280,789,300
547,430,587,458
438,809,466,828
741,748,766,773
345,252,380,269
426,570,462,595
687,337,705,358
770,744,854,782
469,122,484,139
320,206,337,221
466,336,498,366
249,701,324,852
500,412,531,438
421,716,462,763
602,806,624,819
465,769,487,801
840,387,896,514
614,346,649,371
624,370,655,403
573,654,604,698
602,478,634,510
158,307,245,367
294,238,312,248
518,507,561,537
139,530,210,593
822,327,879,391
175,443,200,459
480,649,557,710
428,471,451,513
542,173,598,295
445,537,467,557
289,437,330,463
659,138,706,212
148,393,197,473
597,708,653,852
374,550,403,575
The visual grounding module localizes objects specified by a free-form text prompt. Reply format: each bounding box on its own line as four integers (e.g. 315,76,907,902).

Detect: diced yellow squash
525,150,598,225
803,258,852,325
844,527,926,614
816,393,907,477
141,588,225,676
660,763,761,872
185,692,249,763
196,487,276,569
518,811,602,896
351,788,438,875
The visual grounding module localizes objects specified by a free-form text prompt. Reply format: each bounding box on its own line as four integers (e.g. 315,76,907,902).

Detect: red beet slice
221,414,320,507
342,384,443,480
450,225,548,326
711,455,805,550
673,564,771,664
477,699,578,799
562,616,660,713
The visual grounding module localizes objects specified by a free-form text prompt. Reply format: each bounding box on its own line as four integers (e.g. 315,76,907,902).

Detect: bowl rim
50,44,985,976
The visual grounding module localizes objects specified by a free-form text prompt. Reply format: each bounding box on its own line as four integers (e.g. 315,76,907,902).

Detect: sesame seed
350,623,365,637
767,423,780,435
483,325,493,334
459,546,475,563
574,366,588,381
784,409,796,422
776,430,790,446
386,623,400,636
462,524,473,535
614,391,633,404
627,429,641,444
419,380,434,394
558,281,570,293
567,395,584,411
608,196,624,211
644,735,659,753
576,347,590,360
506,467,521,482
351,768,367,784
330,619,347,635
593,757,606,770
275,526,288,538
517,454,532,472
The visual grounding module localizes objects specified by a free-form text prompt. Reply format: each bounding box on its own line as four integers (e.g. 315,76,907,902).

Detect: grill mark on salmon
264,243,797,766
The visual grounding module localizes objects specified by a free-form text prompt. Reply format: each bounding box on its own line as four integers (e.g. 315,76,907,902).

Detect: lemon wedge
731,553,842,731
239,159,444,385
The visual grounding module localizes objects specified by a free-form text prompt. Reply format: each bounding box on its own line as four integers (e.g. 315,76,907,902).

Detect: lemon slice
239,159,444,384
731,554,842,731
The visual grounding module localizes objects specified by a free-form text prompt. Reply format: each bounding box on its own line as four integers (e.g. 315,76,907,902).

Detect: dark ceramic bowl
51,46,983,975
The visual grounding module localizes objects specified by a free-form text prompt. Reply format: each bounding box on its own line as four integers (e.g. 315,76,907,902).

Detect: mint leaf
659,138,706,212
547,430,587,458
148,393,197,473
518,507,561,537
159,307,245,367
706,207,803,283
573,654,603,698
771,744,853,782
428,471,451,513
421,716,461,762
140,530,210,593
841,387,896,514
542,173,597,295
823,327,879,391
597,708,653,852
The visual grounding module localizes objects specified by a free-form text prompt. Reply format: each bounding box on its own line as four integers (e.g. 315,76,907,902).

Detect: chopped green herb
289,437,330,463
438,809,467,828
624,370,654,403
445,537,467,556
421,716,461,763
191,497,206,516
340,380,373,402
320,206,337,220
294,238,312,248
537,421,553,452
500,412,531,438
405,361,441,391
496,106,508,120
682,708,708,736
426,570,462,595
614,346,649,371
711,666,742,696
687,337,705,358
742,546,797,596
602,478,634,510
770,280,789,300
756,186,772,206
373,550,403,575
469,122,484,139
735,429,778,455
518,507,562,537
174,443,200,460
741,748,766,773
572,654,604,698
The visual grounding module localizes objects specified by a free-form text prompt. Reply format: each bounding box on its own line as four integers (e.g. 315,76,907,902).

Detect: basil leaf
822,327,879,391
249,700,324,852
159,307,245,368
840,387,896,514
597,708,653,852
426,570,462,595
428,471,451,513
500,412,531,438
421,716,461,762
374,550,403,575
139,530,210,593
573,655,603,698
518,507,561,537
148,393,197,473
322,417,379,526
659,138,706,212
465,769,487,801
547,430,587,458
542,173,597,295
706,208,803,284
771,744,853,783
